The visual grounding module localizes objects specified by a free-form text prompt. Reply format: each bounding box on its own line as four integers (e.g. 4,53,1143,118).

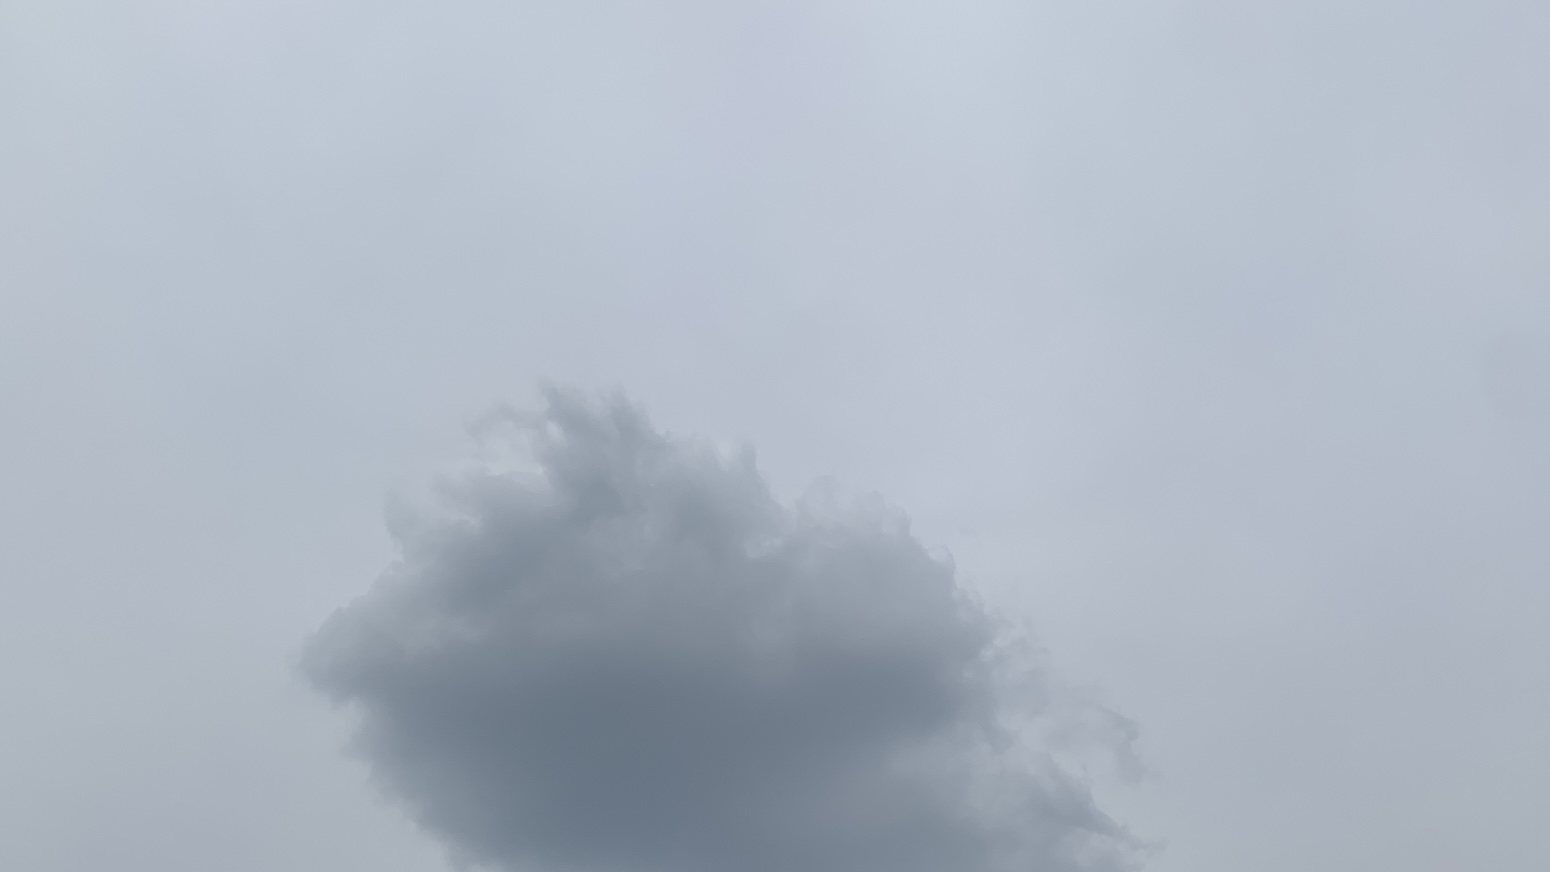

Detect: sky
2,1,1548,871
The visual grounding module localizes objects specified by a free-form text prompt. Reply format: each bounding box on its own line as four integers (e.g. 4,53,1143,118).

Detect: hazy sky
3,2,1548,871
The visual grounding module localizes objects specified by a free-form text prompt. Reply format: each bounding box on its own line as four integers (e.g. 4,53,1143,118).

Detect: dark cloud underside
304,387,1138,872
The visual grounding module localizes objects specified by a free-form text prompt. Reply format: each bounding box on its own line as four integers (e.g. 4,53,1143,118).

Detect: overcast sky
3,2,1549,871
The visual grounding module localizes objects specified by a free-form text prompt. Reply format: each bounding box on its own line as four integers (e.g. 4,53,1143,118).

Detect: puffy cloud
304,387,1140,872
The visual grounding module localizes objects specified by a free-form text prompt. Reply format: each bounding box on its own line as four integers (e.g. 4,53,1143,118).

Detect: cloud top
304,387,1139,872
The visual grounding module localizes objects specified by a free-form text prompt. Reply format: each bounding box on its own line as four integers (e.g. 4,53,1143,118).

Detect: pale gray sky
2,2,1548,871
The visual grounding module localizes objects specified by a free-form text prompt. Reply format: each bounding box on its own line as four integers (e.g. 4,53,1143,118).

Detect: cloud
303,386,1141,872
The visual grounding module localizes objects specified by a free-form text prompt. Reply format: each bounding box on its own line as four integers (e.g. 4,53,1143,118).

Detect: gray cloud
303,387,1140,872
